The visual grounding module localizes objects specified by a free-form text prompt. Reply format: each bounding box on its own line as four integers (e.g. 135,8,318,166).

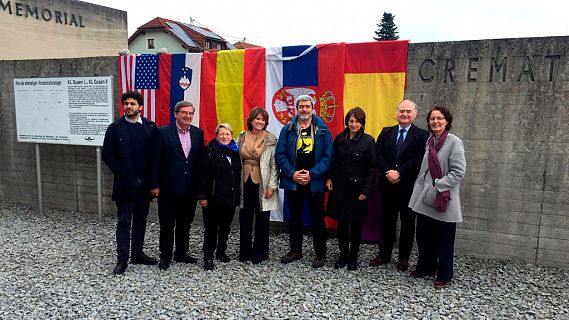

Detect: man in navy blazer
151,101,204,270
102,91,159,275
371,100,429,271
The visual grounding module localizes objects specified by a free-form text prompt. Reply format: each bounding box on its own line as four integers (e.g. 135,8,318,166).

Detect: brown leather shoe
410,269,436,278
280,252,302,264
396,260,409,271
434,280,448,289
369,256,387,267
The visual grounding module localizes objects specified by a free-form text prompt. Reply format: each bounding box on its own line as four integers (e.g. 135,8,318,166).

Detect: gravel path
0,201,567,319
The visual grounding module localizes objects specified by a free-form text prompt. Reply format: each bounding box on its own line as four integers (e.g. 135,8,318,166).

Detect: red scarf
427,131,451,212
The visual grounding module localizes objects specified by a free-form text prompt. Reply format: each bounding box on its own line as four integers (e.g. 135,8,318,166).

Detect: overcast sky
88,0,568,47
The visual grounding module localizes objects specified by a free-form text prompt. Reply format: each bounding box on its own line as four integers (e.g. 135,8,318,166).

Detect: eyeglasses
429,117,445,121
177,111,194,116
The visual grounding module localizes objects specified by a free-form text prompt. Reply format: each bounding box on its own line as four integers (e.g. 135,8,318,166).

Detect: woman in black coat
198,123,242,271
326,107,376,270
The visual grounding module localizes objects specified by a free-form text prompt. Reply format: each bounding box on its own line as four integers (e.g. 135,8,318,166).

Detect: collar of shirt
125,115,142,124
176,123,190,134
397,124,411,141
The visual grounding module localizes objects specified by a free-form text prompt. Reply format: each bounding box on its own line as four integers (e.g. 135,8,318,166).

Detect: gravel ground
0,201,567,319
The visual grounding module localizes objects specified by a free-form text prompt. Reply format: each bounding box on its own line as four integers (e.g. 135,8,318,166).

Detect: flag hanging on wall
118,40,409,224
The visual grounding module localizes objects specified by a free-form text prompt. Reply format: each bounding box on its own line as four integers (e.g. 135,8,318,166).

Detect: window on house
216,43,222,50
147,38,155,50
205,41,211,49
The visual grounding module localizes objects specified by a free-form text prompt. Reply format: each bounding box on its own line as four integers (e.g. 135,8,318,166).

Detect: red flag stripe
157,54,172,127
199,51,218,143
243,48,266,129
345,41,409,73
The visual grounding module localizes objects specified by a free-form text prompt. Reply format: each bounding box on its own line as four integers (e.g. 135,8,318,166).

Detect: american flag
118,54,160,123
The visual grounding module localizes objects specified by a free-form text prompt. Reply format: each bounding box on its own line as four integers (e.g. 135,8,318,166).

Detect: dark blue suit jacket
376,123,429,190
152,123,204,196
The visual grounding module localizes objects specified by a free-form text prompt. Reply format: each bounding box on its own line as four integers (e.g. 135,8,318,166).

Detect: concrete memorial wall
0,36,568,265
406,36,569,265
0,0,127,60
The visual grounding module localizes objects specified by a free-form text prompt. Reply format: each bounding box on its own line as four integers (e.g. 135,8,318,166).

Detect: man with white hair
371,100,428,271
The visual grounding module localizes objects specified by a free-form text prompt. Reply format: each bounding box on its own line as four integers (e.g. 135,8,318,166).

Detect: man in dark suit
151,101,204,270
371,100,429,271
102,91,158,275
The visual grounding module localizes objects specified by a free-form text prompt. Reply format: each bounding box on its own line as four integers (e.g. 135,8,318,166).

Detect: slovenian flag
157,53,202,127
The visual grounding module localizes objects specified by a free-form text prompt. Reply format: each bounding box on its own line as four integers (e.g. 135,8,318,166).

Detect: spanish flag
344,41,408,138
199,49,266,142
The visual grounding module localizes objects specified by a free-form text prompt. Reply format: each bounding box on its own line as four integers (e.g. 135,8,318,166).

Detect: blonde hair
215,123,233,134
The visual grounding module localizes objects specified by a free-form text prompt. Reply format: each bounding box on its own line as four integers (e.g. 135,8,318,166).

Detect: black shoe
204,259,214,271
251,256,267,265
174,254,198,264
312,256,326,268
131,254,158,265
347,259,358,271
334,257,348,269
238,254,251,262
216,253,231,263
113,261,128,275
158,258,170,270
280,252,302,264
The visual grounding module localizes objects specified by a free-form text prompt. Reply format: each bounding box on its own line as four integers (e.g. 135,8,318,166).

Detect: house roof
165,22,200,48
233,41,263,49
129,17,232,51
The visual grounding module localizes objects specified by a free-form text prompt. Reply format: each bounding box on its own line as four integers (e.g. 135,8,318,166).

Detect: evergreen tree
374,12,399,41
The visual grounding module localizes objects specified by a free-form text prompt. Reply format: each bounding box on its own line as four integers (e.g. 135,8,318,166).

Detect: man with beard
275,94,334,268
151,101,204,270
102,91,158,275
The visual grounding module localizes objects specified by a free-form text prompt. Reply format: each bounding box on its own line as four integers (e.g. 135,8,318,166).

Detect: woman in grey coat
408,106,466,289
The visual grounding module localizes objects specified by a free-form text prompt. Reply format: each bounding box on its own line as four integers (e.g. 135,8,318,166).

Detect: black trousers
415,214,457,282
240,178,270,260
115,192,150,262
337,219,363,260
286,189,327,257
379,185,416,262
158,193,197,260
202,202,236,260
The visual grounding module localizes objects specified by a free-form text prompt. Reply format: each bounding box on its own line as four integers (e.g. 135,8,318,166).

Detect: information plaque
14,76,113,146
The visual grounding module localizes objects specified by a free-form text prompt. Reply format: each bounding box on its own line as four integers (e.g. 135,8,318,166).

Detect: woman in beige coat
237,107,279,264
408,106,466,289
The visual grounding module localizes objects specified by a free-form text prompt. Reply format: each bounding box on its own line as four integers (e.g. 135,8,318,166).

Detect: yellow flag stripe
344,72,406,138
216,50,245,135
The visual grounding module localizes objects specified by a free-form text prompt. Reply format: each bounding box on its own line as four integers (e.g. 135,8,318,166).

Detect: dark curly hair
121,91,143,106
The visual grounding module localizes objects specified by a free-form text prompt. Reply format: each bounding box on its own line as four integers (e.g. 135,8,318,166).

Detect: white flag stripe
265,47,285,222
184,53,202,127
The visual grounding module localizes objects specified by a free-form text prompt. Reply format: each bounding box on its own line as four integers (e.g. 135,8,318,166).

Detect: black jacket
376,124,428,191
152,124,204,196
198,140,242,208
326,129,376,221
102,116,157,202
